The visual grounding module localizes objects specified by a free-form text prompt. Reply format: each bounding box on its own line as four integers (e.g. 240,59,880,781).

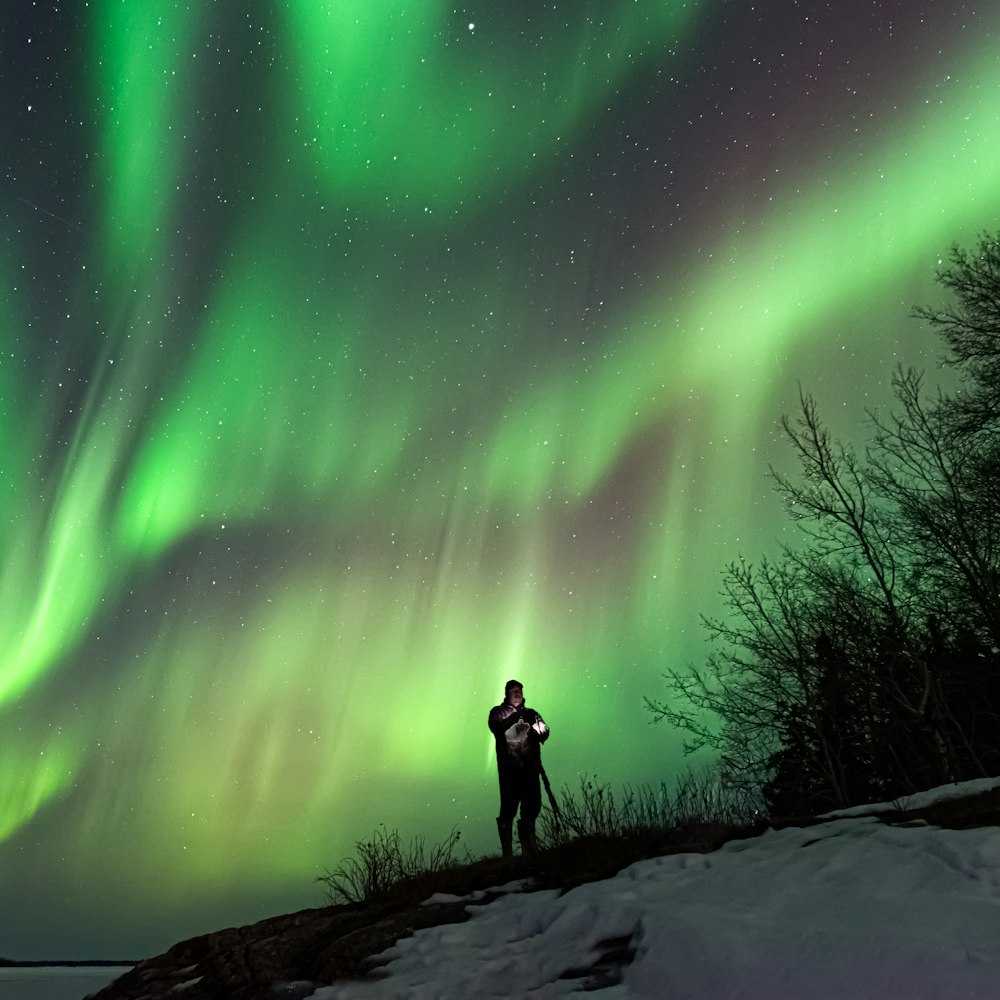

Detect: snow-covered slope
308,781,1000,999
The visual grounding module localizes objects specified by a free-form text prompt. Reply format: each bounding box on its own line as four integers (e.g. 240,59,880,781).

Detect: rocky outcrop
90,859,517,1000
91,896,484,1000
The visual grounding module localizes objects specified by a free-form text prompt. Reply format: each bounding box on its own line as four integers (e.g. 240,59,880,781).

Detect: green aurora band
2,0,1000,956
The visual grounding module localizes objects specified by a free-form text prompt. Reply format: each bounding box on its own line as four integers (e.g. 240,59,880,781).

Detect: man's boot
516,817,537,857
497,817,513,860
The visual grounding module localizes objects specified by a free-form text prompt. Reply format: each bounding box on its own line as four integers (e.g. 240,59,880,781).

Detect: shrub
317,824,463,905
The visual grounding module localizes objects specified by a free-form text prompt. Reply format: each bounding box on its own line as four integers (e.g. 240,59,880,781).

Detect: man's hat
505,679,523,692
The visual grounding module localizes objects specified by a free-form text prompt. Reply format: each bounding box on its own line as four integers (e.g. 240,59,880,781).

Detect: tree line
647,233,1000,816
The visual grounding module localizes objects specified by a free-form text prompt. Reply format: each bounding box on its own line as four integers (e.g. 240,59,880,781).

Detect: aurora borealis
2,1,999,960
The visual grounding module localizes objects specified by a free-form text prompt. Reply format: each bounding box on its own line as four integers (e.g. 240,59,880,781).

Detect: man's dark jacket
488,701,549,771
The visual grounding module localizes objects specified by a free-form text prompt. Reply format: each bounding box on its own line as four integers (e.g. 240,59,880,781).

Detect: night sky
2,1,998,960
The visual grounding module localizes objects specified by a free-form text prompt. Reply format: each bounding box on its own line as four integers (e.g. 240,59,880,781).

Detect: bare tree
649,233,1000,816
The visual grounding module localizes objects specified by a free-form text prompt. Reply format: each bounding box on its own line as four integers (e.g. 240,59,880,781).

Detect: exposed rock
90,859,517,1000
90,899,479,999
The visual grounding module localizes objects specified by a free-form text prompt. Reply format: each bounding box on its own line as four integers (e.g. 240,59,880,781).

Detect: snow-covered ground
10,780,1000,1000
0,966,131,1000
307,779,1000,999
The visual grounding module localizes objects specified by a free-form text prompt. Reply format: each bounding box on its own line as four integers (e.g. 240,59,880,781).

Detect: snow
305,781,1000,999
821,775,1000,819
7,781,1000,1000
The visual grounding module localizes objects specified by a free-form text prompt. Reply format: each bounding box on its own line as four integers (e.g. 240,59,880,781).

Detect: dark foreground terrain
92,787,1000,1000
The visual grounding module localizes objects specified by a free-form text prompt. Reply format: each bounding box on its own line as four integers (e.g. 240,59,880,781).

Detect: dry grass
538,768,762,848
318,768,763,907
317,825,464,906
317,774,1000,912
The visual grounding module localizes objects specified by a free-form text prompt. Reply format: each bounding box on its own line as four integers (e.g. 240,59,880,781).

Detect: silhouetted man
488,679,549,858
